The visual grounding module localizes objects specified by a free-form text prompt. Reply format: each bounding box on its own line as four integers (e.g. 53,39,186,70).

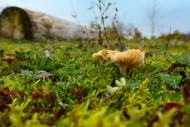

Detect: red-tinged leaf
2,86,10,92
147,112,159,127
45,92,55,106
38,88,44,92
18,91,25,98
181,87,190,105
71,88,79,96
0,102,7,112
0,87,17,100
54,107,65,120
39,108,52,113
122,107,130,119
71,86,84,100
6,91,17,98
41,118,54,125
164,102,182,112
32,91,42,99
2,114,10,125
0,90,7,97
31,107,52,114
3,87,17,98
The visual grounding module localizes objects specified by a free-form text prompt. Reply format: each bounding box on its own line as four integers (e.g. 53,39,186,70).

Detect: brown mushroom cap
1,54,17,62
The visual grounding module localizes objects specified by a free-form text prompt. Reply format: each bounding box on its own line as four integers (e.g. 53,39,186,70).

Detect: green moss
0,38,190,126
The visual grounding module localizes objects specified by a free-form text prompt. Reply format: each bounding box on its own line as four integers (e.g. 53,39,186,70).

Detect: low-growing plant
0,38,190,126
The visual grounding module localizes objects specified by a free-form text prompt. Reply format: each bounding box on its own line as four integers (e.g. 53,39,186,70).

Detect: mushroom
92,49,119,64
92,49,145,76
109,49,145,75
92,49,105,64
127,50,145,69
1,54,17,74
101,49,119,61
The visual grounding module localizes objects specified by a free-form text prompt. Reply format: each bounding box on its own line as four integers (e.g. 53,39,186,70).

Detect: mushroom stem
127,69,133,76
7,61,13,74
118,64,128,76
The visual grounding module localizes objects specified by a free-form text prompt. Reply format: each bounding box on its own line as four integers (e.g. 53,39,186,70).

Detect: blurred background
0,0,190,39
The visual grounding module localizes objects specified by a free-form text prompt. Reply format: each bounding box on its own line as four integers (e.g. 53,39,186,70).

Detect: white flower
45,50,50,58
107,86,120,95
115,77,126,87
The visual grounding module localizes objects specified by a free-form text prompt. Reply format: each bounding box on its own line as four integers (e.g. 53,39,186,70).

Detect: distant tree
105,22,125,41
182,32,190,41
125,24,135,37
158,30,184,41
147,0,163,39
133,28,142,41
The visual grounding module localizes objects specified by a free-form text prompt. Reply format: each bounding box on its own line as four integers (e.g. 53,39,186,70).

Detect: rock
34,70,53,80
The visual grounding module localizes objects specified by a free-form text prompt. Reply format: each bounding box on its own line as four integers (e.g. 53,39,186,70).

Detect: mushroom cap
93,49,145,69
92,49,119,62
102,49,119,61
109,49,145,69
1,54,17,61
101,49,109,60
92,50,104,61
128,50,145,68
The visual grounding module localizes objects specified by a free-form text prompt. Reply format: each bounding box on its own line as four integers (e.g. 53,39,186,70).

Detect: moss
0,38,190,126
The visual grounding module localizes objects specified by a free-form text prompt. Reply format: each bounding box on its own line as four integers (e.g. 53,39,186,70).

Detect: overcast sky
1,0,190,38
